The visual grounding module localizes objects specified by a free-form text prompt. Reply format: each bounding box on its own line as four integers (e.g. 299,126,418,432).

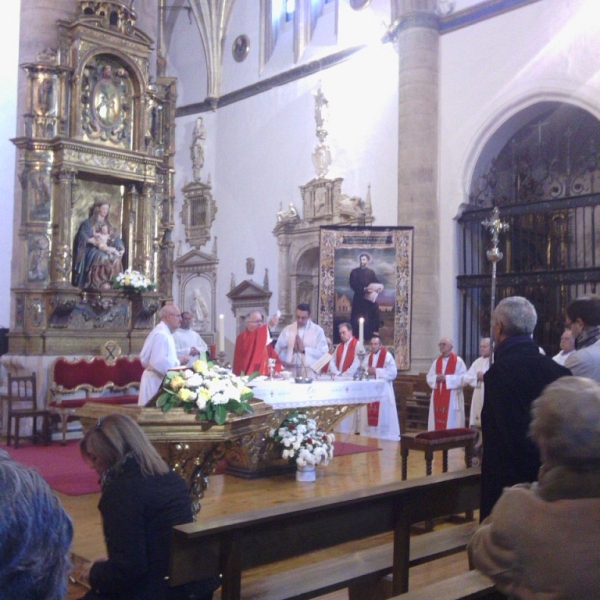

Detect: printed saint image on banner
318,226,413,370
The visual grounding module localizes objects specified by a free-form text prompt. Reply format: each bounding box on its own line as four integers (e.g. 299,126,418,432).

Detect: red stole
433,352,457,430
367,348,387,426
232,325,281,376
334,337,358,373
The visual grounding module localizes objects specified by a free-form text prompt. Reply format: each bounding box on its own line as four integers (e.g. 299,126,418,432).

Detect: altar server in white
138,305,186,406
336,334,400,440
328,322,360,379
360,334,400,440
275,303,328,374
463,338,491,428
426,337,467,430
173,311,207,366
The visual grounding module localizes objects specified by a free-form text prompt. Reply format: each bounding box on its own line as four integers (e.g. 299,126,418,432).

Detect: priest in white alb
426,337,467,430
138,305,188,406
173,311,208,366
274,303,328,375
463,337,491,428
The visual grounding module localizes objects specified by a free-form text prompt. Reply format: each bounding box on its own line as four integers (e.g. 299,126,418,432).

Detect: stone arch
458,98,600,363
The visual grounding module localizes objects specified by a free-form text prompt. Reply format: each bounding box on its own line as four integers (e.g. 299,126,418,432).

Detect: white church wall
172,2,399,349
167,6,207,106
438,0,600,345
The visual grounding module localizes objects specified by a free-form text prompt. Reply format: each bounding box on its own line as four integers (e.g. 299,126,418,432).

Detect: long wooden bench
391,570,504,599
48,356,143,444
169,469,481,600
238,521,477,600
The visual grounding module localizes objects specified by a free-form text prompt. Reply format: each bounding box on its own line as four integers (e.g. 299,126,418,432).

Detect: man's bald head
245,311,264,332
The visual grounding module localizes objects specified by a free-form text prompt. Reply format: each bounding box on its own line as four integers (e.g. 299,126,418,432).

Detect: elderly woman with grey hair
0,450,73,599
468,376,600,599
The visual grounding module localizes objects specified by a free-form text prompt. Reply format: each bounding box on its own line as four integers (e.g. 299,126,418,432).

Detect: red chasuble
367,348,388,426
334,337,358,373
433,352,458,430
232,325,281,376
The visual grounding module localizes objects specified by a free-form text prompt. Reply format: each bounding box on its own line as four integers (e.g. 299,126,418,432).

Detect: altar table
250,378,388,410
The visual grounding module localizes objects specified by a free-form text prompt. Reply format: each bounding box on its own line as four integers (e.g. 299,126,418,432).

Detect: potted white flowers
155,360,255,425
113,268,155,293
270,412,335,481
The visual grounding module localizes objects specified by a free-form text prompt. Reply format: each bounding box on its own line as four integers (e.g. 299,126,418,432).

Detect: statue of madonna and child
72,199,125,290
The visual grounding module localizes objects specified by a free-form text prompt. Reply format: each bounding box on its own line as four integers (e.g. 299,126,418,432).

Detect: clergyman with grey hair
469,376,600,598
0,450,73,600
479,296,571,520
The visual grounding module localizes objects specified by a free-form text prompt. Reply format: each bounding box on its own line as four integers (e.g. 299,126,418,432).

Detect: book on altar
310,353,333,373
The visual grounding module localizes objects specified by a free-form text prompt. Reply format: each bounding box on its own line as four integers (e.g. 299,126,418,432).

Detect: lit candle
218,314,225,352
358,317,364,345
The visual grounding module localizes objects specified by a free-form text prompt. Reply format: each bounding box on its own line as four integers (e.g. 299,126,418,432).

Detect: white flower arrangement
113,269,155,293
270,412,335,468
155,359,255,425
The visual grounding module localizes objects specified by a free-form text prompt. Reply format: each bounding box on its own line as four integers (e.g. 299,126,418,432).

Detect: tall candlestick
358,317,364,345
218,314,225,352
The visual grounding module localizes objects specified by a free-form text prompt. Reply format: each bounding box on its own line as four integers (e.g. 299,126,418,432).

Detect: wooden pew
238,520,477,600
169,469,481,600
391,570,505,599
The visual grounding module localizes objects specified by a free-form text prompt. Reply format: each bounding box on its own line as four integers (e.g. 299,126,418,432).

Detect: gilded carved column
393,0,440,371
51,168,77,285
140,183,157,282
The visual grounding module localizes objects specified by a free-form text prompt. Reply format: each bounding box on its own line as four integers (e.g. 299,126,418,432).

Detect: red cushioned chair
48,357,143,445
400,427,478,480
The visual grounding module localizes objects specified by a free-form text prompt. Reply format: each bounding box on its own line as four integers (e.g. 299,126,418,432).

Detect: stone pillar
276,237,292,325
394,0,440,372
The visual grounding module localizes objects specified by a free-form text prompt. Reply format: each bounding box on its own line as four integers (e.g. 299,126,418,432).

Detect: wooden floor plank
49,435,475,600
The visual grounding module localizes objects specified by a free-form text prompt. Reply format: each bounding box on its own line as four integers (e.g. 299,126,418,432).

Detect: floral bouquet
270,412,335,468
155,359,255,425
113,269,155,293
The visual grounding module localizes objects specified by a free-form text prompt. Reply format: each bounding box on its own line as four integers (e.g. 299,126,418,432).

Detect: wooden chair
6,373,51,448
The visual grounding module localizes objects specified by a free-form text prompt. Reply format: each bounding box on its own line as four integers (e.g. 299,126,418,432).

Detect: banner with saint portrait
318,226,413,370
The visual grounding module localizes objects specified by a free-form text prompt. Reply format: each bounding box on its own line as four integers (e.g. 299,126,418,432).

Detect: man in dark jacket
480,296,571,521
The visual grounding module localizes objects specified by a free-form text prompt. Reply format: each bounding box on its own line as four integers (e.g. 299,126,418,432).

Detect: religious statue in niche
192,288,209,331
27,235,50,282
72,199,125,290
190,117,206,181
27,171,51,221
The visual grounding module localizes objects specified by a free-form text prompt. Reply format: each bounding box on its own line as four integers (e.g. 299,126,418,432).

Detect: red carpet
333,440,382,456
3,440,380,494
2,441,101,496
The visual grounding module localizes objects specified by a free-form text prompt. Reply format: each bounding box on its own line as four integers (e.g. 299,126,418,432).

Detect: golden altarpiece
9,1,176,362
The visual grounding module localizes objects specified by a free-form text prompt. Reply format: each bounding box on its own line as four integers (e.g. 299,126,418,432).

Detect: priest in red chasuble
426,337,467,430
232,311,281,376
328,322,360,378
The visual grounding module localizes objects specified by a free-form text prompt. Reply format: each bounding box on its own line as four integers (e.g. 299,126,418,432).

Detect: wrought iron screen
458,104,600,364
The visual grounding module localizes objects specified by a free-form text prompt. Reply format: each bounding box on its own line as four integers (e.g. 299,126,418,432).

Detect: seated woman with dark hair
468,376,600,599
78,413,220,600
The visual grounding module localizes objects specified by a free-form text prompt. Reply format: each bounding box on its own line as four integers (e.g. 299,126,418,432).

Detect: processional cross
482,206,509,360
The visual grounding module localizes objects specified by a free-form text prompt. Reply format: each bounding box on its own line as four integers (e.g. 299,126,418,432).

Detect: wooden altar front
76,400,273,513
76,380,388,509
225,379,388,478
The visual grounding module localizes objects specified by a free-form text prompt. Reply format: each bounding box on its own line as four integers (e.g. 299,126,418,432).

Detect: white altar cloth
249,378,387,409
